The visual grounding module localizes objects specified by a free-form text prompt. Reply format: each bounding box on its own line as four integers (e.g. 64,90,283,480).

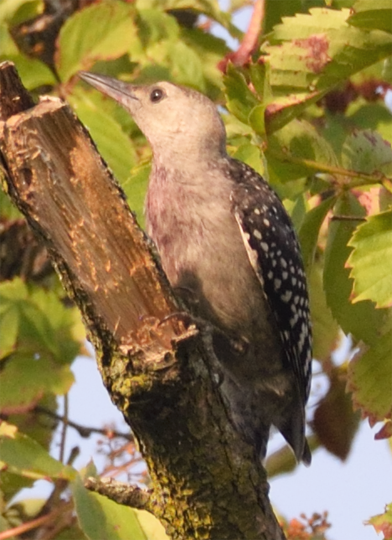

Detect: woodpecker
79,72,312,464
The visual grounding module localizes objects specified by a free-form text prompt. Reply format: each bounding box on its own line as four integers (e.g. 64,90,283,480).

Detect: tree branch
0,60,284,539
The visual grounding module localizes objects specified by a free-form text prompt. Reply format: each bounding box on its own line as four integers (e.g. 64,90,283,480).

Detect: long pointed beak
78,71,138,107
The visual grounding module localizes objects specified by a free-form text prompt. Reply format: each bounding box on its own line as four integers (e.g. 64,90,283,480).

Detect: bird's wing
229,159,312,403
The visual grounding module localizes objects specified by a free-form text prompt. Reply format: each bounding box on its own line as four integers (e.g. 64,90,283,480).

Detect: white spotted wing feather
229,159,312,405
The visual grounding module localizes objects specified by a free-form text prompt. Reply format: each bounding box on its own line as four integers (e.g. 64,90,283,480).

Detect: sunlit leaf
56,0,139,82
232,143,264,175
168,40,205,89
348,328,392,422
139,0,242,40
298,195,337,270
264,91,326,135
265,7,392,91
72,476,148,540
348,0,392,34
308,262,340,363
0,52,56,89
341,130,392,177
182,28,229,95
347,210,392,308
123,163,150,224
54,523,88,540
0,423,75,480
0,0,43,22
8,395,58,458
223,64,259,125
0,354,74,412
266,119,339,182
70,90,136,183
136,510,169,540
0,304,19,359
323,193,387,344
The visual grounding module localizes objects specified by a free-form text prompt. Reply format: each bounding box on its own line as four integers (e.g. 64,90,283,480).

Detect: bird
78,71,313,465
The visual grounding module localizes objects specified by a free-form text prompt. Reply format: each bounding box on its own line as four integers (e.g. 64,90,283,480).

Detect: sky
16,2,391,539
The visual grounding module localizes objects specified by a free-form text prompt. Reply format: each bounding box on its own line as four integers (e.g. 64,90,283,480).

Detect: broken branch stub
1,94,187,354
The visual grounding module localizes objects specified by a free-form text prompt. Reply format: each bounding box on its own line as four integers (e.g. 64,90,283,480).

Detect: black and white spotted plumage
229,159,312,408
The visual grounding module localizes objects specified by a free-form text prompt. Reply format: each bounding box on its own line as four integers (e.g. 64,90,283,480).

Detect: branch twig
84,477,151,509
35,405,133,441
218,0,265,71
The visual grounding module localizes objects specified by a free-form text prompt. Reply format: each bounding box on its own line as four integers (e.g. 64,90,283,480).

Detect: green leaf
0,280,83,365
8,0,43,25
323,193,387,344
248,104,267,138
341,130,392,177
168,40,205,89
0,276,28,303
123,163,150,224
348,328,392,421
54,524,88,540
8,394,58,459
182,28,229,95
223,64,259,125
264,90,327,135
232,143,264,175
133,9,180,65
0,305,19,360
0,423,75,480
3,54,57,89
136,510,169,540
72,476,148,540
263,7,392,96
17,288,82,364
0,470,34,504
247,62,273,137
309,262,340,362
56,0,139,82
298,195,337,271
263,0,315,35
30,287,85,348
0,354,74,412
0,279,26,358
348,0,392,34
0,21,57,91
0,0,43,22
266,119,339,182
70,90,136,183
347,210,392,308
140,0,242,40
137,8,180,46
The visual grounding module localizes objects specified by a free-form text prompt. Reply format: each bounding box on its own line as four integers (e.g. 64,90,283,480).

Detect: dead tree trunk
0,61,285,540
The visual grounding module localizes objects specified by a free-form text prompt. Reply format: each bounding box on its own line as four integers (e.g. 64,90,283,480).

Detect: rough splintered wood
2,97,182,348
0,60,34,119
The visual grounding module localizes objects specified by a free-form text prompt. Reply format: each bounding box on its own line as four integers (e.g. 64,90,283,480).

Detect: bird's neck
149,138,226,171
145,156,233,235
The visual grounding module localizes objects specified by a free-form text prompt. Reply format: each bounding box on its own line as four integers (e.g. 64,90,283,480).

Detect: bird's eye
150,88,164,103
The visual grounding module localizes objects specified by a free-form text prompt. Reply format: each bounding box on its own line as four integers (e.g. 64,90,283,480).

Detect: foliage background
0,0,391,539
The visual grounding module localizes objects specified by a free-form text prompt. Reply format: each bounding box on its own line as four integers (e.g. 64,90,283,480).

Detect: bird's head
79,72,226,164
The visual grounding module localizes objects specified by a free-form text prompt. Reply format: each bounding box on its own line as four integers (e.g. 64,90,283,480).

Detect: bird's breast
145,167,279,354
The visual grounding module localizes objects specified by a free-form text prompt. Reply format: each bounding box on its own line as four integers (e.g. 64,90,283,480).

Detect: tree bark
0,61,285,540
